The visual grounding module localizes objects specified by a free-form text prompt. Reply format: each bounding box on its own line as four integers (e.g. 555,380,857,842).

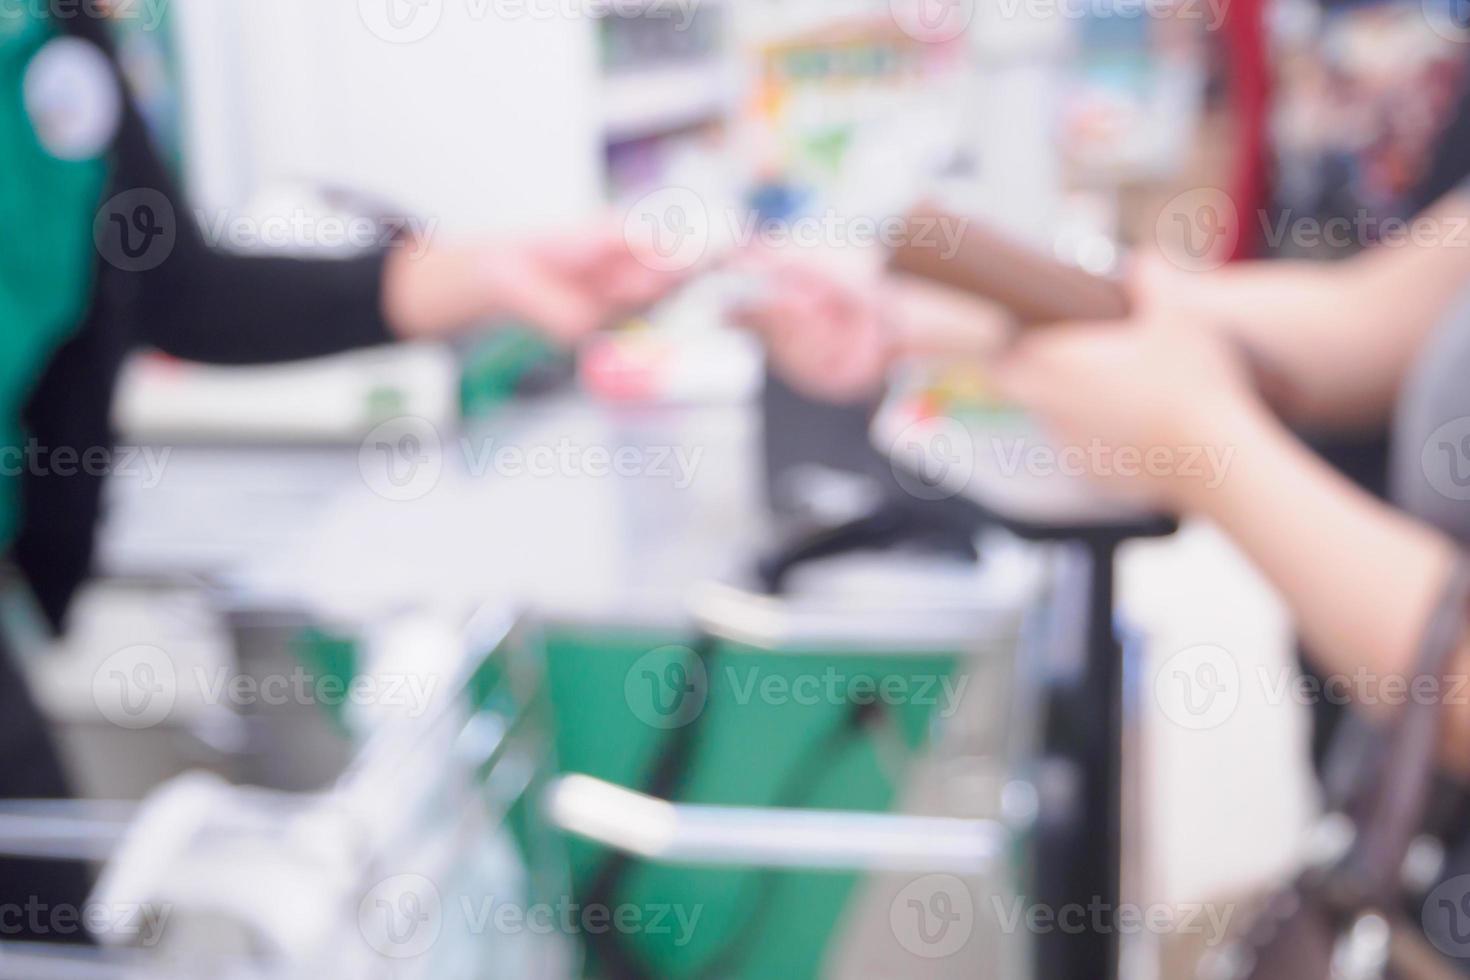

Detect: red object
1221,0,1272,261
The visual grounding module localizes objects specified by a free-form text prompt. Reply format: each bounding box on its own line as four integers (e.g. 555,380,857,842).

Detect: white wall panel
171,0,603,235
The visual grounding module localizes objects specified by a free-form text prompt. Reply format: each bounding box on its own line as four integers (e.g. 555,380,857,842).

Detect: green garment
0,11,108,549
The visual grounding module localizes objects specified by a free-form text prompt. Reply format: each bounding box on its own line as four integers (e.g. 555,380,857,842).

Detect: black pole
1083,541,1123,980
1031,539,1123,980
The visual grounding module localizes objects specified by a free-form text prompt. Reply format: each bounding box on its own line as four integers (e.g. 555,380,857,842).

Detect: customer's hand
991,316,1259,508
382,225,686,346
728,252,897,404
1124,250,1207,317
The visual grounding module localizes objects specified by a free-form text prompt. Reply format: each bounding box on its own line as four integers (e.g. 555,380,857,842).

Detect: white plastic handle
545,773,1006,873
688,581,1020,652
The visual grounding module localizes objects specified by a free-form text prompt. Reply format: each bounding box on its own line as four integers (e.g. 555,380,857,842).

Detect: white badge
23,36,122,161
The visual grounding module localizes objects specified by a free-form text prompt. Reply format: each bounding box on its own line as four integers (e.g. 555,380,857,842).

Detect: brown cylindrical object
888,203,1131,326
888,203,1297,414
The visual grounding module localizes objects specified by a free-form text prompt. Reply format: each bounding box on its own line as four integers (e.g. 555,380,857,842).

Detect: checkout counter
0,378,1163,979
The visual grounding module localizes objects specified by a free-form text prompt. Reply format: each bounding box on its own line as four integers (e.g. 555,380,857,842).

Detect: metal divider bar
545,773,1005,874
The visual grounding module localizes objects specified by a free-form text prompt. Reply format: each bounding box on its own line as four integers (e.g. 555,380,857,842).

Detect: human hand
727,250,897,404
991,316,1260,509
383,224,687,346
1125,250,1199,317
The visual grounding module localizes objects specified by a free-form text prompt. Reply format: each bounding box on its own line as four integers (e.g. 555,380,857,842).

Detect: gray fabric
1391,284,1470,544
1389,283,1470,973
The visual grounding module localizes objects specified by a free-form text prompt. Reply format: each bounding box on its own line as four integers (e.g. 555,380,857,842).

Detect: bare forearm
1181,398,1458,685
381,246,498,340
1192,260,1428,430
1185,194,1470,431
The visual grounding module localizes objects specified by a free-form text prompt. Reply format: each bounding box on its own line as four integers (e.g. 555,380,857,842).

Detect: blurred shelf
601,61,733,141
734,1,890,47
113,344,458,445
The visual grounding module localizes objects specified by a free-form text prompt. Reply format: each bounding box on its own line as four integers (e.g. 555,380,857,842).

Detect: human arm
96,31,678,363
737,194,1470,423
1131,191,1470,432
992,320,1470,767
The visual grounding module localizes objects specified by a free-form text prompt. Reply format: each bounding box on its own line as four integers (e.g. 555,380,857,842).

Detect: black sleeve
121,237,398,366
17,14,401,632
81,12,397,365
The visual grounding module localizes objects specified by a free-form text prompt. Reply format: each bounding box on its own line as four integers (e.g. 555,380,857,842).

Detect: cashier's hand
991,316,1258,509
382,228,685,346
